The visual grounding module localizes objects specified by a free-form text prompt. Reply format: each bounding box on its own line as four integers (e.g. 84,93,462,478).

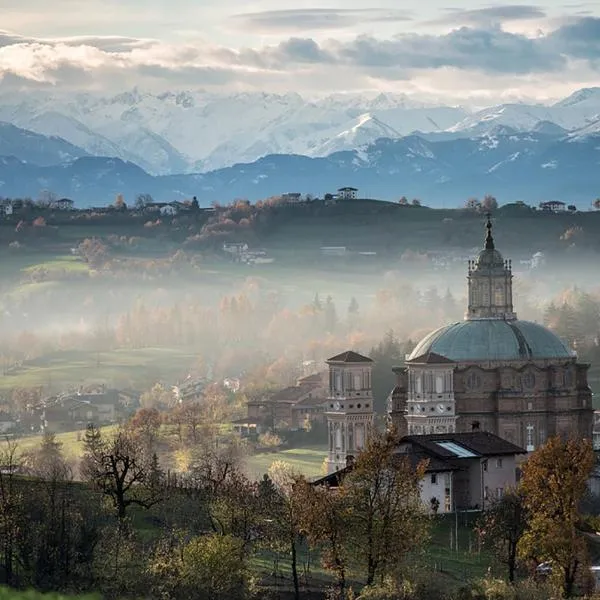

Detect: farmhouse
242,372,328,433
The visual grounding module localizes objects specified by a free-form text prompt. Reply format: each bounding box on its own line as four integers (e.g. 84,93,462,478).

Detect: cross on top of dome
485,213,494,250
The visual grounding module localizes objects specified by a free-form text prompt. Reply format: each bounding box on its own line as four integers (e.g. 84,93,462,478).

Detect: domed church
388,217,593,451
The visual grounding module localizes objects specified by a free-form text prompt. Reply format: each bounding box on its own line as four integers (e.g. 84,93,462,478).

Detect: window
431,474,438,485
416,376,422,394
494,284,504,306
527,402,533,411
523,372,535,389
496,458,503,468
466,371,482,390
496,488,504,499
353,373,362,390
435,375,444,394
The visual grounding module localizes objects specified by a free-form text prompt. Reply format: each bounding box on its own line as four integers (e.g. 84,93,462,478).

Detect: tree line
0,423,597,600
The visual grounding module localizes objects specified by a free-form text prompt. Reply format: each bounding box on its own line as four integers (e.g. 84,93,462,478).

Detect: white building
315,431,525,513
337,187,358,200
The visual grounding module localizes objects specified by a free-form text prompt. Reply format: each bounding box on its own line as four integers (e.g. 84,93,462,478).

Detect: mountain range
0,88,599,207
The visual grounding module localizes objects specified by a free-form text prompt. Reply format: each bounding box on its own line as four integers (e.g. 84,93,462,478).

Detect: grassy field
0,347,199,393
11,425,116,461
244,444,328,480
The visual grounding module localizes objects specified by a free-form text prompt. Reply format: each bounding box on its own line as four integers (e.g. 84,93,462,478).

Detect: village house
39,388,128,432
0,411,17,434
53,198,75,210
539,200,566,212
237,372,328,435
314,431,525,514
337,187,359,200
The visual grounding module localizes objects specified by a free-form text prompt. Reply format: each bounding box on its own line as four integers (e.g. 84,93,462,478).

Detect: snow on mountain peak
0,87,598,175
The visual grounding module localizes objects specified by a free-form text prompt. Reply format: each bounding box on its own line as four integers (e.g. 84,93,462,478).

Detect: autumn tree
477,488,528,582
519,436,595,597
465,197,481,211
128,408,162,453
261,461,304,600
482,194,498,212
114,194,127,211
81,425,163,529
295,478,350,598
0,440,23,585
343,430,429,585
148,533,248,600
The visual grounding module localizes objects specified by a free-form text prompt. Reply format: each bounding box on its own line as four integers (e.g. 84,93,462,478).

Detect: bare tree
81,425,163,529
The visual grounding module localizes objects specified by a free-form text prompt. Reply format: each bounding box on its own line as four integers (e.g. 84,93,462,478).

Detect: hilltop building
387,216,593,450
337,187,358,200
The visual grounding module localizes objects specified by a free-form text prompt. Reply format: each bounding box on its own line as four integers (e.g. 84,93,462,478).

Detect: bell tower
467,215,516,321
325,351,375,474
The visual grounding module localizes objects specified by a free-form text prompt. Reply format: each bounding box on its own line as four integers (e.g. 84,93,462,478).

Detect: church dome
408,319,574,363
475,247,504,268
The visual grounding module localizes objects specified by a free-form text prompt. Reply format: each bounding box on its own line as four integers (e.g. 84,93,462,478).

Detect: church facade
387,217,593,451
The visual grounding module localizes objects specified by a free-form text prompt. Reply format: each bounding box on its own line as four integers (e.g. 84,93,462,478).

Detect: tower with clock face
403,353,457,435
324,350,375,474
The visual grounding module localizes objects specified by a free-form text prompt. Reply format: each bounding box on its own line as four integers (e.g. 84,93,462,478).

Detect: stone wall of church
451,360,593,449
387,360,593,449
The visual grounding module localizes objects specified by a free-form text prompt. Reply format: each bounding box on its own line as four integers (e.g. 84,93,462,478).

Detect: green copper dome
408,320,575,362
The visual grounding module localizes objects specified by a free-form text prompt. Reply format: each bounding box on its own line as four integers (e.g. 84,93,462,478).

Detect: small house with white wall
337,187,358,200
314,431,525,514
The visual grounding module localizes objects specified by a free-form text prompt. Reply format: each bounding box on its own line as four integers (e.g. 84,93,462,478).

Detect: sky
1,1,600,102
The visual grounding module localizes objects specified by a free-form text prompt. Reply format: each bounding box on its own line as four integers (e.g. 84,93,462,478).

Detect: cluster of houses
1,386,139,435
222,242,275,265
231,372,328,436
0,197,74,215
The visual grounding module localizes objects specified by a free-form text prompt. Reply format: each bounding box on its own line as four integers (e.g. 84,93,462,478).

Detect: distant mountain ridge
1,128,599,207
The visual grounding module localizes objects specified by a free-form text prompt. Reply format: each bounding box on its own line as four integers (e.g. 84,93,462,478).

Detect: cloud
229,8,412,33
1,17,600,94
547,16,600,59
432,5,547,26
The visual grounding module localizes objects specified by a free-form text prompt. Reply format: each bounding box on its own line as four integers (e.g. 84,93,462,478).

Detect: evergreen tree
324,296,337,333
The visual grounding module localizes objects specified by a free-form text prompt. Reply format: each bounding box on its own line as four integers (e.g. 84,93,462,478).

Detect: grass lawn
11,425,116,461
0,347,199,392
421,512,495,583
245,445,328,480
20,255,88,274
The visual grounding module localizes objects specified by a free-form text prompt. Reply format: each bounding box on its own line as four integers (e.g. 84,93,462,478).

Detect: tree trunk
290,535,300,600
508,541,516,582
565,562,578,598
366,528,376,585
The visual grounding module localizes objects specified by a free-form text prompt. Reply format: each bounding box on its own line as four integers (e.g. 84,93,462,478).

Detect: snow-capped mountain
0,87,598,178
1,128,598,207
0,90,467,173
448,88,600,137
